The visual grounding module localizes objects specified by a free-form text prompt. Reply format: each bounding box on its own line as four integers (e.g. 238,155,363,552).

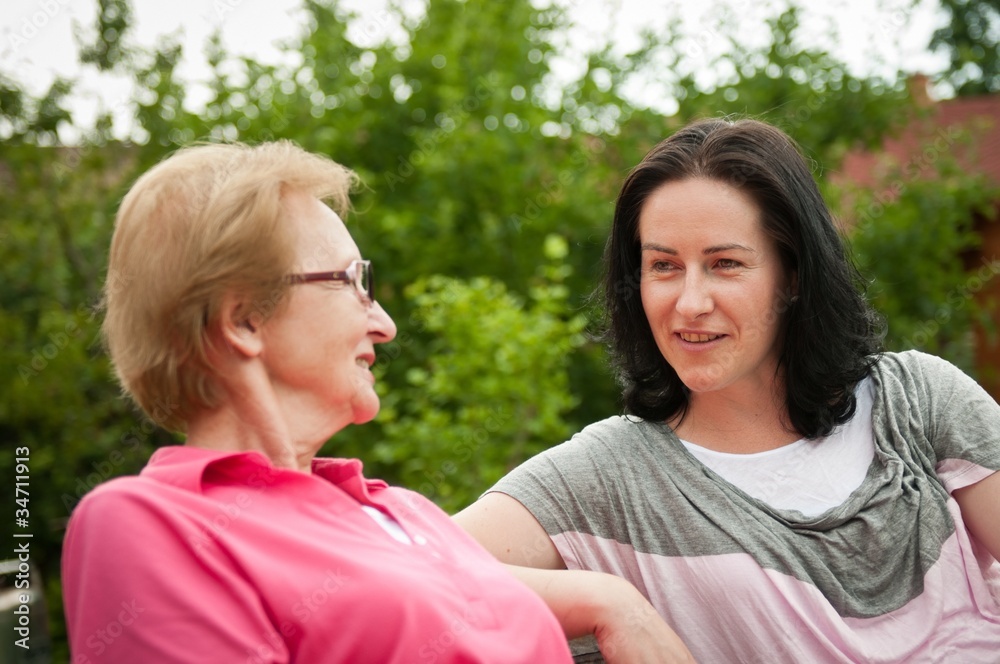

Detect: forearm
505,565,696,663
955,470,1000,561
504,564,634,638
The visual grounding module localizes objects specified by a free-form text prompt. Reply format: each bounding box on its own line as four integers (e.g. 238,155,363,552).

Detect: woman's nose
369,300,397,343
675,273,713,319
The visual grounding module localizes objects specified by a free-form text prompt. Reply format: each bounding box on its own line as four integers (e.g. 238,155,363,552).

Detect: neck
186,407,313,473
184,365,331,473
672,377,798,454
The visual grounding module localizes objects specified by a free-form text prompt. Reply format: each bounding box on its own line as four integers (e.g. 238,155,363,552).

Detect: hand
498,564,696,663
592,575,697,664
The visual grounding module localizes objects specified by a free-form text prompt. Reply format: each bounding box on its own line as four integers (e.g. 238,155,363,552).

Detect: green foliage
367,244,587,512
932,0,1000,95
833,153,1000,368
572,6,913,170
0,141,173,657
2,0,999,659
670,7,912,166
77,0,135,72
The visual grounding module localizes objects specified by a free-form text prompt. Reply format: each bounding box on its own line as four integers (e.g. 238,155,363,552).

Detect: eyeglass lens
358,261,372,302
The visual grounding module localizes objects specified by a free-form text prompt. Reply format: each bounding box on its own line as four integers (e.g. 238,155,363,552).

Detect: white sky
0,0,950,136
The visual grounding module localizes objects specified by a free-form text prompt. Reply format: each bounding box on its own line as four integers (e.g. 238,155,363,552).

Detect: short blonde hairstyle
102,141,357,431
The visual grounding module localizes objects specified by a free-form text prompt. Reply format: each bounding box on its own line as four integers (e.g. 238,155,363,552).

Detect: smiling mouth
678,333,722,343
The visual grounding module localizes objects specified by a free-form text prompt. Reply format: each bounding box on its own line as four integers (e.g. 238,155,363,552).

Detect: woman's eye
649,260,677,272
716,258,742,269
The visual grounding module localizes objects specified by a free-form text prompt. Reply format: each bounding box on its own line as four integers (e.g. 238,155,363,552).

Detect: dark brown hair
603,118,883,437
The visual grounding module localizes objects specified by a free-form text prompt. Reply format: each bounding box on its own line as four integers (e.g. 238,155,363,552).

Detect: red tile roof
840,89,1000,189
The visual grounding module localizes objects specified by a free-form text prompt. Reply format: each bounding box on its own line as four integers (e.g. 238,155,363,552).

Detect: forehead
638,178,765,242
282,189,358,268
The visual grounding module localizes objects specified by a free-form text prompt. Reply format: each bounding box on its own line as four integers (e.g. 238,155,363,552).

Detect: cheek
639,289,661,332
639,281,652,314
640,288,676,352
739,294,784,343
640,280,673,316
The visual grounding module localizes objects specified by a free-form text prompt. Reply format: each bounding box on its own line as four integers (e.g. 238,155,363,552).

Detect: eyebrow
640,242,757,255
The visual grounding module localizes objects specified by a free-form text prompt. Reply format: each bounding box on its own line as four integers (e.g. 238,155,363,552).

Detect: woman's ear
218,291,264,359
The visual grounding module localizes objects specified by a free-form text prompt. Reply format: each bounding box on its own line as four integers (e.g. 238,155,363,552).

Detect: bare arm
453,492,566,568
954,470,1000,561
454,493,696,663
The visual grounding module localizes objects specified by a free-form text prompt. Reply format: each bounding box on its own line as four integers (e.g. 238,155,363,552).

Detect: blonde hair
102,141,357,431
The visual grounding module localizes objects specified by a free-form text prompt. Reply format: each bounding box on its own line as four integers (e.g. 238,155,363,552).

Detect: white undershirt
361,505,413,545
680,378,876,517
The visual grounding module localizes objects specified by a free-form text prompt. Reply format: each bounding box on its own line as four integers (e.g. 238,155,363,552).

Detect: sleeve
884,351,1000,493
62,485,287,664
486,421,637,663
486,418,640,568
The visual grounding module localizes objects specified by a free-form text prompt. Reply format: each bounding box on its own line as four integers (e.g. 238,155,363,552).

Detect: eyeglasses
287,259,373,306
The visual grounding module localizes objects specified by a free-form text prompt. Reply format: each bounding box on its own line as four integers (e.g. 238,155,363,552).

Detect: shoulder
571,414,664,448
532,415,661,465
71,474,168,519
62,476,203,605
65,472,209,560
872,350,994,404
494,415,667,491
874,349,967,381
871,350,1000,461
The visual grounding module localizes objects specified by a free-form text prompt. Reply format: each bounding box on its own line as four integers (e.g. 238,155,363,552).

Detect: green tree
932,0,1000,95
833,150,999,368
671,7,911,164
374,238,587,513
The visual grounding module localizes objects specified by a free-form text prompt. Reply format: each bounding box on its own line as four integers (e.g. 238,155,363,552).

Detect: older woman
61,141,577,663
456,118,1000,662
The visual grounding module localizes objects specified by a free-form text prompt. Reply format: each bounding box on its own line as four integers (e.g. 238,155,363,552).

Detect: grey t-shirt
491,351,1000,662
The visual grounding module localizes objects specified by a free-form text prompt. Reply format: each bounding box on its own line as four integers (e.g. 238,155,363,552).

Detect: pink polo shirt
62,446,572,663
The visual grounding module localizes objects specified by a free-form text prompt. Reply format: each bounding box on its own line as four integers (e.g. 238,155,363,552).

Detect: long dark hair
603,118,883,438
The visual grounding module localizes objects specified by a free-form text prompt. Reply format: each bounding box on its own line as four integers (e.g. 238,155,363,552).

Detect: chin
681,359,737,388
678,372,726,394
351,400,381,425
353,413,378,426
